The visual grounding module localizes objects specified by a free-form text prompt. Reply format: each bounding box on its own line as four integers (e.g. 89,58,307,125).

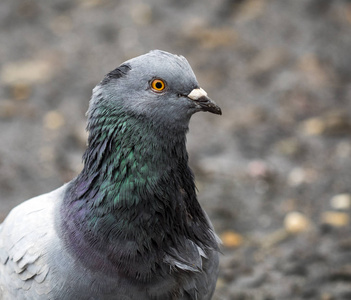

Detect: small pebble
43,111,65,130
1,59,54,84
215,277,225,289
320,293,333,300
330,194,351,210
301,112,351,136
321,211,349,227
284,211,310,234
301,117,325,136
287,167,318,186
183,24,238,49
323,111,351,135
11,83,31,101
298,54,329,87
275,137,301,156
130,4,152,26
237,0,265,21
247,160,270,179
288,168,306,186
220,231,243,248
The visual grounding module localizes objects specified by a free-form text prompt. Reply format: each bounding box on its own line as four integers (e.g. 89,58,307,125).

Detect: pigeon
0,50,222,300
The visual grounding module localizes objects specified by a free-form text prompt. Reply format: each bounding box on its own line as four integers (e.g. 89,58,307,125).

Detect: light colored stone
322,211,349,227
43,111,65,130
287,167,318,186
247,160,270,179
298,53,332,88
237,0,265,22
284,211,310,234
11,83,31,101
130,4,152,26
1,59,55,85
330,194,351,210
275,137,301,156
183,24,238,49
220,231,243,248
301,117,325,136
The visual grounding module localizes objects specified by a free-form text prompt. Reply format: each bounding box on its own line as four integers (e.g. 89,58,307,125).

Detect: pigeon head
88,50,221,131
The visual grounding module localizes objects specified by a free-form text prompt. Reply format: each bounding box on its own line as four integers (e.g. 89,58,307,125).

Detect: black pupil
155,81,163,89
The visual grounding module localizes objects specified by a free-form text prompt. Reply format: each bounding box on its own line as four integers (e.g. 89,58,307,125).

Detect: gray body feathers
0,186,219,299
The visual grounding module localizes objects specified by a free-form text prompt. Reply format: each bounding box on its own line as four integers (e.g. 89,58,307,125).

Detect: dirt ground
1,0,351,299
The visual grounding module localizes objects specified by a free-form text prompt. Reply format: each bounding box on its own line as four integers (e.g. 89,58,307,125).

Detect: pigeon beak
187,88,222,115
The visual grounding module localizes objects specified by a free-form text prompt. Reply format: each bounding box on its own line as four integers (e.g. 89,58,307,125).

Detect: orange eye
151,79,166,92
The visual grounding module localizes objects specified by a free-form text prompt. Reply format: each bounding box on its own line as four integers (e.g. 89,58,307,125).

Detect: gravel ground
1,0,351,299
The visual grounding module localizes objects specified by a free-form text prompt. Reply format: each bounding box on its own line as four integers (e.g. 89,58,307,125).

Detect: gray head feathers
88,50,220,131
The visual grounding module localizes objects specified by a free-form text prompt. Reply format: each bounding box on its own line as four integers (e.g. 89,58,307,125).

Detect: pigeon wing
0,186,66,299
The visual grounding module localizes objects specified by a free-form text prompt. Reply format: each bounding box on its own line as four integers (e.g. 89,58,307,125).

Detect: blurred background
1,0,351,299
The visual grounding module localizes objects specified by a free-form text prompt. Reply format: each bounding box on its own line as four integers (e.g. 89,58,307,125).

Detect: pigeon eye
151,79,166,92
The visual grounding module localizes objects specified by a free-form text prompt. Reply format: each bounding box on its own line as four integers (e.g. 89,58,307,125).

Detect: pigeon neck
60,113,216,277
